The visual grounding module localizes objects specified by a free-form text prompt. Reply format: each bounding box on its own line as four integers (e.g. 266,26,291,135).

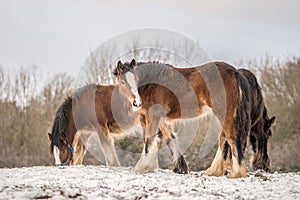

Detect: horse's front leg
135,116,161,173
97,127,120,167
70,136,86,165
160,124,188,174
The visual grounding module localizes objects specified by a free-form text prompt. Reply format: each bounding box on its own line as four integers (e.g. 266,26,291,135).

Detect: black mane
49,84,98,153
49,96,72,153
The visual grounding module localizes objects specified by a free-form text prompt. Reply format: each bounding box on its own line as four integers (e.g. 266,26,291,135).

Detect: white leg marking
135,137,159,173
204,146,223,176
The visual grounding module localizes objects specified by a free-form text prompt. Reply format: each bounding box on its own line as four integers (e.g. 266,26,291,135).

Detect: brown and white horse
48,59,147,166
134,61,275,178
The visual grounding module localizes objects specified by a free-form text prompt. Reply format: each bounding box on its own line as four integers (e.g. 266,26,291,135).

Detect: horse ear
113,68,118,76
268,116,276,126
114,60,123,76
265,116,276,131
117,60,123,68
130,59,136,68
48,132,52,140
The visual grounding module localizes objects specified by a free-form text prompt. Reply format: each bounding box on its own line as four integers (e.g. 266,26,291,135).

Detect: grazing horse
238,69,275,172
48,59,146,166
134,61,275,178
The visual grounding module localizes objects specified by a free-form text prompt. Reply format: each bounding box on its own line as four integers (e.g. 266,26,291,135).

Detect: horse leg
226,145,247,178
135,116,160,173
70,131,87,165
160,124,188,174
225,131,248,178
222,140,233,175
204,134,225,176
97,127,120,167
249,132,259,170
249,132,257,154
72,140,86,165
70,131,81,165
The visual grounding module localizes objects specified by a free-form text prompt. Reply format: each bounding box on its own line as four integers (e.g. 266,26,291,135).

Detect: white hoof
135,153,158,173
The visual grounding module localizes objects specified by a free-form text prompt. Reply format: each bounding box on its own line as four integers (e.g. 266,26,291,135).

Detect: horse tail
49,97,72,154
234,70,251,165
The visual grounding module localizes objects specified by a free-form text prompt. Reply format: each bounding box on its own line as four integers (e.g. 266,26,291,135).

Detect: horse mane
49,84,99,153
50,96,72,153
136,61,178,86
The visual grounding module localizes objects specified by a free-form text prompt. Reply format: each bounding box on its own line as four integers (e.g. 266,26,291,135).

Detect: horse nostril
133,100,137,107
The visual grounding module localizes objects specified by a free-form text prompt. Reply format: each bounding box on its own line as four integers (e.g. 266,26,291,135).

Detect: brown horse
134,61,275,178
48,59,146,166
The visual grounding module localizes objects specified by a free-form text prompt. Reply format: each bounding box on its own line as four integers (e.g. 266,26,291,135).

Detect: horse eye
121,80,125,85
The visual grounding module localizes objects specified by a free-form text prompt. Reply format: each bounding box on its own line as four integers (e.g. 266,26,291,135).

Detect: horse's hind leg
225,129,248,178
97,127,120,167
226,145,247,178
161,124,188,174
221,140,233,175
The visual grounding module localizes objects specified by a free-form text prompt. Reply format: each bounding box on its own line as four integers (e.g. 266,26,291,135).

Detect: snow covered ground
0,166,299,199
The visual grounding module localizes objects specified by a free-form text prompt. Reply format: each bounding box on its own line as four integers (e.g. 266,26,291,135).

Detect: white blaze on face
125,72,142,110
53,146,62,165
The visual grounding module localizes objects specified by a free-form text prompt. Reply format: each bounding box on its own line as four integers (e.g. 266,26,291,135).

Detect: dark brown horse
134,61,275,178
238,69,275,172
48,59,147,166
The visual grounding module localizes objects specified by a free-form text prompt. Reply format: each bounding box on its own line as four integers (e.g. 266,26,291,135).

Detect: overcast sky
0,0,299,77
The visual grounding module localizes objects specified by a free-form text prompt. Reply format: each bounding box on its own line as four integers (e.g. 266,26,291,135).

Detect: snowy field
0,166,299,199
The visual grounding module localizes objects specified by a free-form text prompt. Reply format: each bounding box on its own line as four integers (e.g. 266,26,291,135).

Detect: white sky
0,0,299,77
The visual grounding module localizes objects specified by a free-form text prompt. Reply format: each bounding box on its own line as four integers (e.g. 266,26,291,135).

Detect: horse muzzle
132,99,142,111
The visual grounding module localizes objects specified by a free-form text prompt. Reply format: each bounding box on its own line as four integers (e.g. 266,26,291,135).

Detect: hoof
225,172,248,178
202,167,224,177
173,155,188,174
225,167,248,178
134,166,156,174
135,153,158,174
202,167,211,176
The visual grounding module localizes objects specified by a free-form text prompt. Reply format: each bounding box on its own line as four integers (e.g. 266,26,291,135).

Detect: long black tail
49,97,72,153
234,71,251,164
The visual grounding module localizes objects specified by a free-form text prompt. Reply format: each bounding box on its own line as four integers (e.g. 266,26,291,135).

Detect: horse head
113,59,142,111
251,107,276,172
48,131,74,166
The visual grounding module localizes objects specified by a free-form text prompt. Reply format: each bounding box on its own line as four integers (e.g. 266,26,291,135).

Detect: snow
0,166,299,199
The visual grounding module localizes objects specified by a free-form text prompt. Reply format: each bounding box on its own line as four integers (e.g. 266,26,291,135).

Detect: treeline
0,56,299,171
0,67,73,167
